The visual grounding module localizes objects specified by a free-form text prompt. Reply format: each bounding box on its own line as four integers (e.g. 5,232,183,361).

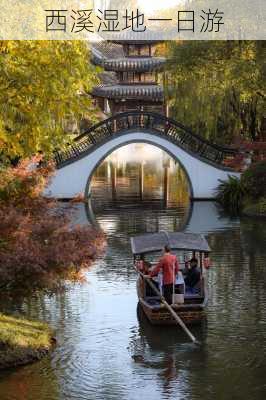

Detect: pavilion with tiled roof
91,40,166,115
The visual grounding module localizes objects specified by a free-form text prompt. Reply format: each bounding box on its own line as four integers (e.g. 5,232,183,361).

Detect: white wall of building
44,131,240,199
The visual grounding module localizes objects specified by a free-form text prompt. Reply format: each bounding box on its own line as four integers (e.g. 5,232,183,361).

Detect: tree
165,41,265,145
0,40,100,161
0,158,105,295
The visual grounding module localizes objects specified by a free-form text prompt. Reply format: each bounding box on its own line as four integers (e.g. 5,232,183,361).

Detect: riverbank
0,313,55,370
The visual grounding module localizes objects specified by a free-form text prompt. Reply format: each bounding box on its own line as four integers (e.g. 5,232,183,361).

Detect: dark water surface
0,147,266,400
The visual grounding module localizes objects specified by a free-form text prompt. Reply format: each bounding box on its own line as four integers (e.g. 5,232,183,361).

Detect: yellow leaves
0,40,99,160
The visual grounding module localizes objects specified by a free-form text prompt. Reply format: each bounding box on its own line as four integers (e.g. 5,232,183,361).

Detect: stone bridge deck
55,111,238,170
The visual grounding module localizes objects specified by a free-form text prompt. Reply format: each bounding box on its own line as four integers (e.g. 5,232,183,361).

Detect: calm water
0,146,266,400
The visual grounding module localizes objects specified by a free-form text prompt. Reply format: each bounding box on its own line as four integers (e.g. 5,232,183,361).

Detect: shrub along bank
0,158,105,294
216,160,266,217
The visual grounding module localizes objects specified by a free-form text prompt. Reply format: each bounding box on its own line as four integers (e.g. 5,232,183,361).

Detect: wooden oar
136,268,198,344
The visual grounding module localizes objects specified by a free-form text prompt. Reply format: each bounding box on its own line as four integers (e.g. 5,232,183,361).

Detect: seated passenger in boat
149,245,179,305
136,255,157,297
203,252,212,269
136,254,151,274
184,258,201,294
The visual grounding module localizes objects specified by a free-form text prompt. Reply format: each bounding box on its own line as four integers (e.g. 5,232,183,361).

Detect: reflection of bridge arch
45,112,240,199
85,198,193,233
84,199,240,236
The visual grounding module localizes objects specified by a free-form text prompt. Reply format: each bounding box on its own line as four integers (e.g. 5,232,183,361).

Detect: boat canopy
130,232,211,255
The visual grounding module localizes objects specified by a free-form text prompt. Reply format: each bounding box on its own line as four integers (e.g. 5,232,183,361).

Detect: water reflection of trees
205,218,266,346
0,362,59,400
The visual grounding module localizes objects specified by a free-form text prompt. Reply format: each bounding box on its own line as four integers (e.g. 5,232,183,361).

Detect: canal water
0,144,266,400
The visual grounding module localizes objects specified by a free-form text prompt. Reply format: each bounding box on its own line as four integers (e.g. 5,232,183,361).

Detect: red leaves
0,158,105,295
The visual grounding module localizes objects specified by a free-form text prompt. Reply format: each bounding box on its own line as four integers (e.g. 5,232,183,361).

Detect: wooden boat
130,232,211,326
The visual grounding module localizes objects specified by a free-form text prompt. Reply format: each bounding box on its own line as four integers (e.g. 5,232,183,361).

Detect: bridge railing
55,111,239,169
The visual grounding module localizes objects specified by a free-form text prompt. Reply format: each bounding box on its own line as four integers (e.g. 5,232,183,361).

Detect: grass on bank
0,313,54,369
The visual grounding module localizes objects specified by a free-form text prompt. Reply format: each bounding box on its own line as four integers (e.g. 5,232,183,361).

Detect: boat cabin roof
130,232,211,255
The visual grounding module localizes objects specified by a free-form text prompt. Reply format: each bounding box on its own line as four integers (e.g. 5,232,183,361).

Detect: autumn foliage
0,158,105,295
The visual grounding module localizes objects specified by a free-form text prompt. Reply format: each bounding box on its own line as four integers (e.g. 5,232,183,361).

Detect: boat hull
139,299,205,326
137,277,207,326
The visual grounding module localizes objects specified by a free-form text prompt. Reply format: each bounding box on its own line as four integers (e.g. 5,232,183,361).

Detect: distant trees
0,159,105,295
0,41,100,162
166,41,265,145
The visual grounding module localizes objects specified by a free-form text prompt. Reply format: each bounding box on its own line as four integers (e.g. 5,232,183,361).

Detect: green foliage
0,41,100,161
243,197,266,217
216,161,266,215
166,41,265,144
216,175,247,213
241,160,266,199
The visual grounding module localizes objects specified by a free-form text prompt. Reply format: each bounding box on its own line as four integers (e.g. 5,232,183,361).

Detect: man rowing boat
149,245,179,304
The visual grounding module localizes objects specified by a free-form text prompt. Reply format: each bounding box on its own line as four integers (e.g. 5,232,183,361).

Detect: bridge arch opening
87,141,192,211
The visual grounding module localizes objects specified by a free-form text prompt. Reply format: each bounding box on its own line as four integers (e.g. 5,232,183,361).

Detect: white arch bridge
45,112,241,199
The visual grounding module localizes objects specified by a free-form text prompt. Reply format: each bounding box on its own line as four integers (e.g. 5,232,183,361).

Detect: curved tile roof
91,42,125,64
92,84,164,101
103,57,166,72
100,31,162,43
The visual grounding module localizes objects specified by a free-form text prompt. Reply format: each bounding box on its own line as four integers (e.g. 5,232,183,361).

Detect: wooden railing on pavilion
54,112,239,170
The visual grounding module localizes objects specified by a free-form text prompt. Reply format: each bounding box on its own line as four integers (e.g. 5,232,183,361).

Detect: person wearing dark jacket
185,257,201,293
